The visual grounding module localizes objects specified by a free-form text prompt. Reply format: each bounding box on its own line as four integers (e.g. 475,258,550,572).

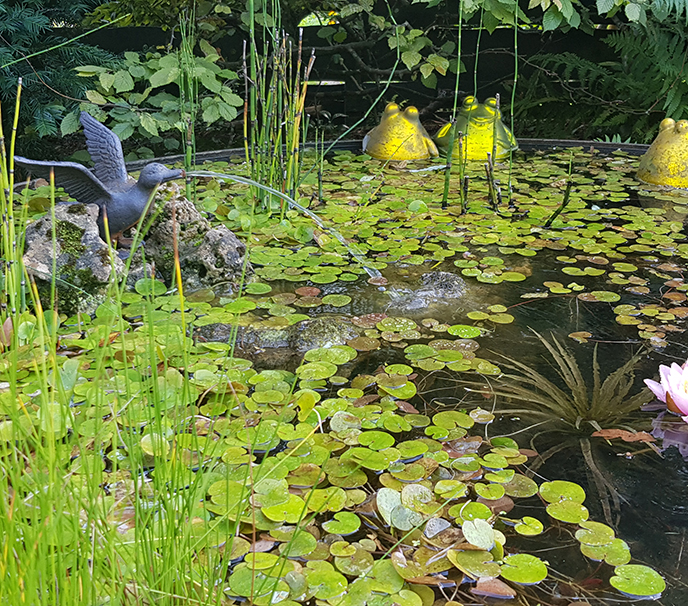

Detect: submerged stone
198,316,361,368
388,271,467,312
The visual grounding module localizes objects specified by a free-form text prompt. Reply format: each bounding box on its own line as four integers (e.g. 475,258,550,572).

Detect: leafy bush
67,41,243,159
0,0,119,149
513,18,688,142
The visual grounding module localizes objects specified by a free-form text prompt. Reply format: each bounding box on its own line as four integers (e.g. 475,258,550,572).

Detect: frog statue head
434,96,518,161
637,118,688,188
362,103,439,161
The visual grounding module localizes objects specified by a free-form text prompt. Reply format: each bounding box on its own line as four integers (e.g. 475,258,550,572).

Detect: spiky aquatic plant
466,331,653,525
480,331,651,432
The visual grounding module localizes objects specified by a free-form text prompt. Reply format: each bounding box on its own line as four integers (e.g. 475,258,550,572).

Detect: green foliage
69,43,242,159
85,0,236,39
85,0,331,38
514,19,688,142
0,0,118,146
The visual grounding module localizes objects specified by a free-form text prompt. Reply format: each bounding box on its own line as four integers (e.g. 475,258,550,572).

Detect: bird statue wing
14,157,113,206
79,111,129,187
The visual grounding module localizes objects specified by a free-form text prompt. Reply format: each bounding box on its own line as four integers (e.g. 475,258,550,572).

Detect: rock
23,203,124,315
197,316,361,368
290,316,360,352
388,270,467,312
144,184,250,296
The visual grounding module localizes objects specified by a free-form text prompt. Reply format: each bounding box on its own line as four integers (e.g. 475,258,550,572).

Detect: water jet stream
188,170,400,298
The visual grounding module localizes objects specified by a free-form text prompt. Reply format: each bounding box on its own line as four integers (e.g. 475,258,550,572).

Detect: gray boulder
388,270,467,312
144,184,250,296
197,316,361,368
23,203,124,315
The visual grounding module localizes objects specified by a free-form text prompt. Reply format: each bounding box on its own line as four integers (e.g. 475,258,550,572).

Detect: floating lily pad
515,516,544,536
462,518,495,550
447,325,482,338
575,520,616,546
296,362,338,380
322,512,361,535
474,483,505,500
609,564,666,598
140,433,170,457
434,479,468,500
433,411,474,429
135,278,167,296
449,501,492,522
500,553,548,585
503,474,539,498
347,337,380,352
377,317,417,332
358,431,395,450
581,538,631,566
546,500,589,524
447,549,500,578
540,480,586,503
404,344,437,360
245,283,272,295
322,294,352,307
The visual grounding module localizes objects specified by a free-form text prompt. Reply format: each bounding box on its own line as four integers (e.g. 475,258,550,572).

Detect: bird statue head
137,163,185,190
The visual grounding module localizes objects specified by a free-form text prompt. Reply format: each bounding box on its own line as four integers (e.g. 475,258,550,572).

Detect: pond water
196,146,688,604
8,144,688,605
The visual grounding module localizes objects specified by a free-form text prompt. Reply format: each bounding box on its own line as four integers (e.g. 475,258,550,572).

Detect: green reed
244,0,315,216
441,0,465,210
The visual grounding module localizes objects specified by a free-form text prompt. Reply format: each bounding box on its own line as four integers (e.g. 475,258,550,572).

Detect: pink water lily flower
645,362,688,422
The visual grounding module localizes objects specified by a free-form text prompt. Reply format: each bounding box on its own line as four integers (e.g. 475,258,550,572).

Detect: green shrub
67,42,243,159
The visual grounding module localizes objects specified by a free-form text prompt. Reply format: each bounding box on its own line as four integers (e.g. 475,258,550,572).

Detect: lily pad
546,500,589,524
358,431,395,450
462,518,495,550
447,549,501,578
540,480,586,503
515,516,544,536
609,564,666,598
322,294,352,307
499,553,548,585
447,324,482,338
322,512,361,535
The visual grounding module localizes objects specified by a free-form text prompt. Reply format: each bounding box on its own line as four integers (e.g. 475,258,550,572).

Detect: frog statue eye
483,98,499,115
463,96,479,110
383,103,400,116
404,106,420,118
676,120,688,135
659,118,676,132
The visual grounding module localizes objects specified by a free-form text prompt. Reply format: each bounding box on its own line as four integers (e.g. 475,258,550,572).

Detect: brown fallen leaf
478,495,514,515
471,576,516,598
352,394,380,407
249,539,276,552
592,428,655,443
395,400,420,413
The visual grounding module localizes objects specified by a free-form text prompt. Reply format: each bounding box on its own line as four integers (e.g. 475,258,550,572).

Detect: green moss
55,221,86,256
65,203,88,216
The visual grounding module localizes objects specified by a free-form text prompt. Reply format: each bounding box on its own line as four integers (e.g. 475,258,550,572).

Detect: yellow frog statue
637,118,688,188
362,103,438,161
435,96,518,161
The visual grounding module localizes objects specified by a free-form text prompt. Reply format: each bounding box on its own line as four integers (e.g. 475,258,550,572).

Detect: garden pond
6,144,688,605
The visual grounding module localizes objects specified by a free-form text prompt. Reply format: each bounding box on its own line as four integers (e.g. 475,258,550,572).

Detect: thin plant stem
544,151,574,227
441,0,465,209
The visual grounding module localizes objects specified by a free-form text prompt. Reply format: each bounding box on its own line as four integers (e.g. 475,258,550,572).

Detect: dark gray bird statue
15,112,185,244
